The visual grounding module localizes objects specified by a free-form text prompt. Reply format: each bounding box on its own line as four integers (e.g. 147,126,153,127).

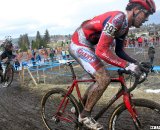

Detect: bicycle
0,58,14,87
41,60,160,130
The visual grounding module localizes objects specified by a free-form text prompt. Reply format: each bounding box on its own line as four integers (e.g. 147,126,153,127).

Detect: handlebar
118,62,153,92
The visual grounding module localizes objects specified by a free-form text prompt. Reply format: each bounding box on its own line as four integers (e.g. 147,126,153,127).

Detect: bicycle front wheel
3,65,14,87
41,88,81,130
108,99,160,130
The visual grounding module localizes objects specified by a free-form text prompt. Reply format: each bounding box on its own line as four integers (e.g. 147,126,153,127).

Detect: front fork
123,93,142,130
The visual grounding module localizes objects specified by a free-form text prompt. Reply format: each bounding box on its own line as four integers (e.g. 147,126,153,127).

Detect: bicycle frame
56,62,139,126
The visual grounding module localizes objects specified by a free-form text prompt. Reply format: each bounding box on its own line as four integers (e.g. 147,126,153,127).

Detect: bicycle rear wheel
108,99,160,130
3,65,14,87
41,88,81,130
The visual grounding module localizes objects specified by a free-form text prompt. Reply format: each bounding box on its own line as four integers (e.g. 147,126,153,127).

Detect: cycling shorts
69,42,104,75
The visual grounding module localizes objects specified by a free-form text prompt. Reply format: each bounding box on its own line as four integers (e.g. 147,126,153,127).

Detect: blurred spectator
148,46,155,64
31,52,36,66
44,48,49,62
61,50,66,59
144,38,148,47
65,50,70,59
14,59,20,71
31,57,36,66
36,53,41,64
137,37,143,47
131,38,136,47
49,49,56,62
153,37,155,46
31,49,35,57
155,32,159,45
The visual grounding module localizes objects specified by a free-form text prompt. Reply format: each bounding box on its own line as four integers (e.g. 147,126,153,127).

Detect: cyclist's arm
95,12,127,68
115,37,137,63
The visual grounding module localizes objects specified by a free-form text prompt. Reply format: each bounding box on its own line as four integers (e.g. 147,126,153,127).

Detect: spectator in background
61,50,66,59
132,38,136,47
44,48,49,62
31,56,36,66
152,37,155,46
14,59,20,71
36,52,41,64
31,49,35,57
148,46,155,64
31,52,36,66
149,37,154,46
155,32,159,45
65,50,70,59
137,36,143,47
49,49,55,62
144,38,148,47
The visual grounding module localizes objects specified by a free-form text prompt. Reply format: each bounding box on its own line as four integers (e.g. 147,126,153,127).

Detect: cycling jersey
70,11,137,74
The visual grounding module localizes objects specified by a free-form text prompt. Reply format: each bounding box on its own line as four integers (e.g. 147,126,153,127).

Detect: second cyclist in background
0,39,15,77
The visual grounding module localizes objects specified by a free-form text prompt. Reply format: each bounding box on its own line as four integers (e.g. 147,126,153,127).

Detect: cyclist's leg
0,62,2,77
0,52,8,83
82,82,95,106
0,53,6,77
69,42,110,129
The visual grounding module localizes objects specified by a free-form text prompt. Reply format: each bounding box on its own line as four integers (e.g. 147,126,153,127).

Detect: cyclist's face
133,9,150,28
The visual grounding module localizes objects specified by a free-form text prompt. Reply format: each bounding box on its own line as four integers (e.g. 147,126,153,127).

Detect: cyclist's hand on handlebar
125,62,141,75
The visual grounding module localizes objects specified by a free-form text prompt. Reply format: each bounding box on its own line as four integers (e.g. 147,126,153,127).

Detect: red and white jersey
71,11,130,68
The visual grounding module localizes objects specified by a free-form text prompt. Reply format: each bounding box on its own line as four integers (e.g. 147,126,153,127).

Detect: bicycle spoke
3,66,13,87
111,106,160,130
42,90,79,130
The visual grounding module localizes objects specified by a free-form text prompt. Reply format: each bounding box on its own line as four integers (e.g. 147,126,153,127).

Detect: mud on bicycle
41,60,160,130
0,58,14,87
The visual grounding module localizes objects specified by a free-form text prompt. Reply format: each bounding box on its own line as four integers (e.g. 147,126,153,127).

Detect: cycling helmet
129,0,156,14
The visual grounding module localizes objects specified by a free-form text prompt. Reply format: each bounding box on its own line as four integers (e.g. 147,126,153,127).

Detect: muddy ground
0,72,160,130
0,46,160,130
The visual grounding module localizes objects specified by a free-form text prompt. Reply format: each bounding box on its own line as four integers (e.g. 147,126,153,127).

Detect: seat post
68,63,76,80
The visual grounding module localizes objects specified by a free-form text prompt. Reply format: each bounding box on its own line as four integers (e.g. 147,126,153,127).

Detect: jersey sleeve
115,37,137,63
95,12,127,68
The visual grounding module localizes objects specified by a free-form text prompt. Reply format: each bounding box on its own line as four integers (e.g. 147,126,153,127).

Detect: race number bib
103,22,117,37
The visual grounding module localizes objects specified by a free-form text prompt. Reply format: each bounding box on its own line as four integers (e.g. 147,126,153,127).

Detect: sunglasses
141,9,150,17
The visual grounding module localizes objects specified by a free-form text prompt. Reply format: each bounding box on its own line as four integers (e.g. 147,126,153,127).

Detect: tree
18,34,30,51
36,31,42,49
31,31,43,49
31,40,39,49
43,29,50,48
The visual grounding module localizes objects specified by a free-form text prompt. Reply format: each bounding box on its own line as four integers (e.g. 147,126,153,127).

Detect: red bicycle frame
56,62,138,124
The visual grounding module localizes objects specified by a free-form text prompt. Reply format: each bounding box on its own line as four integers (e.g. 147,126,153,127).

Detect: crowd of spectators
13,45,71,68
126,35,160,48
12,33,160,69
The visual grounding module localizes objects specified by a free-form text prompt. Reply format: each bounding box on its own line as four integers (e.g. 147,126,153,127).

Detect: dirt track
0,73,46,130
0,71,160,130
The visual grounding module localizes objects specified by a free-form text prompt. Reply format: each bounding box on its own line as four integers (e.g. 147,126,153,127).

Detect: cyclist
0,39,15,76
69,0,156,129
